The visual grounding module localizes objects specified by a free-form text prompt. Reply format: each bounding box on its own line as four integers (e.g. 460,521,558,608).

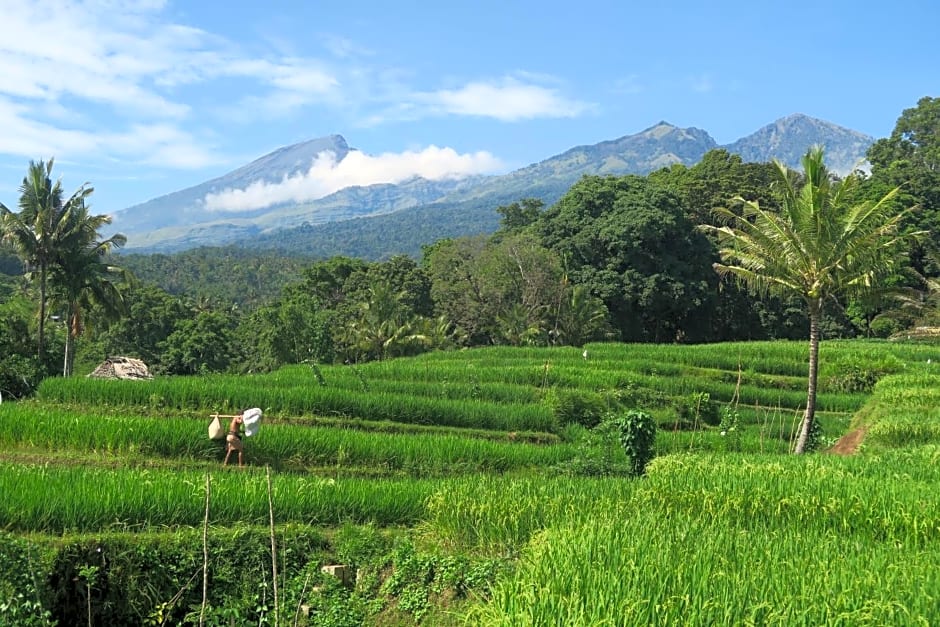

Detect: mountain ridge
116,114,874,254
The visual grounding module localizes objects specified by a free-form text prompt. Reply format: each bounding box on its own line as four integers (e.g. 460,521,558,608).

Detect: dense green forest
1,97,938,397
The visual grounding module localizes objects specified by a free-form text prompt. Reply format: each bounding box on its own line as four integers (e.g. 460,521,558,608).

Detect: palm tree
701,146,922,453
51,204,128,376
0,159,92,358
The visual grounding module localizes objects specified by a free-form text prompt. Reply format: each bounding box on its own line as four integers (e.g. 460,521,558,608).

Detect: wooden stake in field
267,466,280,627
200,471,210,627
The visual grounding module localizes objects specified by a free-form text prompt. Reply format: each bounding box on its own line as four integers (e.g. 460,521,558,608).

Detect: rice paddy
4,339,940,625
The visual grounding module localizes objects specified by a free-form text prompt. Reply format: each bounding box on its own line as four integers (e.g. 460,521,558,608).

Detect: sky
0,0,937,218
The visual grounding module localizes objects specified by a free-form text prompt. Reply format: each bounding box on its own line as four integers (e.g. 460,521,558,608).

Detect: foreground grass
461,372,940,625
4,343,940,624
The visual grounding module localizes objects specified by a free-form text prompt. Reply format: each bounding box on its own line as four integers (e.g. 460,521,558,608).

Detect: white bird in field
582,350,588,360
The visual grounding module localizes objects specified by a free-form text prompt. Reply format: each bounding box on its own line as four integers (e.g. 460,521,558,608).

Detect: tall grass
37,378,556,432
455,449,940,624
0,405,578,474
0,464,435,532
860,370,940,448
469,511,940,625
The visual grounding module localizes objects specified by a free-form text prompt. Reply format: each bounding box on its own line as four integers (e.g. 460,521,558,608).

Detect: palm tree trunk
63,332,72,377
794,303,822,453
63,304,79,377
38,262,47,358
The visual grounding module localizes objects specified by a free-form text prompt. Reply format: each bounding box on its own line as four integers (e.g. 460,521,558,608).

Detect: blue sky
0,0,937,218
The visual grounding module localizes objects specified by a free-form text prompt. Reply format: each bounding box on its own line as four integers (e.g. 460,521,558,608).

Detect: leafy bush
826,354,905,393
1,526,327,627
613,410,657,476
544,389,609,428
0,354,43,400
673,392,720,427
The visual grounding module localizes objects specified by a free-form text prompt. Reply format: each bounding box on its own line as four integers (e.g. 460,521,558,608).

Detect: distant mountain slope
115,135,351,235
119,115,874,255
722,114,872,174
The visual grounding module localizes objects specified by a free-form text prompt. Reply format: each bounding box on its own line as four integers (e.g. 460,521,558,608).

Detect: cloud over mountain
203,146,503,212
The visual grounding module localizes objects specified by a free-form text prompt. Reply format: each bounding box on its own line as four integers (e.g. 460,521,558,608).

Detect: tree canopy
702,146,922,453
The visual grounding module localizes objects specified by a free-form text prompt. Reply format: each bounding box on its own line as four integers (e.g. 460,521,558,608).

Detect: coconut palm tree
701,146,923,453
0,159,92,358
50,204,128,376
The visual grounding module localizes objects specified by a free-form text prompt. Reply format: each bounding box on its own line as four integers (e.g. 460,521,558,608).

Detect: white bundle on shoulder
242,407,263,437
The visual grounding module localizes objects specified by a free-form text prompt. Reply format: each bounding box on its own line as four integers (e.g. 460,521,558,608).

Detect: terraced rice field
3,339,940,625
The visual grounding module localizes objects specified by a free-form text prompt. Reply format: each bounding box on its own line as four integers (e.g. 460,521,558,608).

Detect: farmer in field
219,408,262,467
222,412,245,466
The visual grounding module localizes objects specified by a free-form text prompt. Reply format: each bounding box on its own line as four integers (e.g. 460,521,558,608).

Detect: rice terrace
1,339,939,625
2,80,940,626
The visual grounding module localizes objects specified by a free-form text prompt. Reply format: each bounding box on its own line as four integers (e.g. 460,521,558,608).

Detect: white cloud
204,146,503,213
0,1,594,175
0,97,220,169
415,77,591,121
0,0,343,168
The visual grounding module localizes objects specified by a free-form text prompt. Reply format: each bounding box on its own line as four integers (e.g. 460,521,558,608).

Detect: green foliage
425,233,569,346
237,294,335,371
0,533,56,626
96,282,191,367
496,198,544,232
867,96,940,263
0,354,43,399
554,419,632,476
1,527,327,627
825,353,905,393
379,539,505,623
538,174,719,342
674,391,720,426
161,310,237,374
718,405,741,452
334,524,390,569
614,409,657,476
117,246,314,309
543,388,608,428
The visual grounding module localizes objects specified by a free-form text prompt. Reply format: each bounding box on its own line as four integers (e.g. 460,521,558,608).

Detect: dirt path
827,426,868,455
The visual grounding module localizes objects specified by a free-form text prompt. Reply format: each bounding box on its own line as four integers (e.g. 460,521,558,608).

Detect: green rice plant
460,448,940,624
0,405,579,474
638,453,940,546
468,510,940,626
859,371,940,449
37,378,556,432
0,465,436,533
421,475,636,553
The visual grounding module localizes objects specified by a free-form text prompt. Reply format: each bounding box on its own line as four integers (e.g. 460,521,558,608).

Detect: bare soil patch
827,426,868,455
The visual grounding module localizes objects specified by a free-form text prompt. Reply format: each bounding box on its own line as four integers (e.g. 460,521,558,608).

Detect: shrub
613,410,657,477
544,389,608,428
826,355,905,393
0,354,43,400
674,392,720,427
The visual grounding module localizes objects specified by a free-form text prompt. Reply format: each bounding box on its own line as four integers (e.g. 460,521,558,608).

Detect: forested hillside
0,98,938,393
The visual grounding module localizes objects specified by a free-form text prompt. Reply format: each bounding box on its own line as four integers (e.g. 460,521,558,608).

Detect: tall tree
701,147,922,453
50,203,128,376
538,175,718,342
98,283,190,367
496,198,545,232
0,159,93,358
867,96,940,275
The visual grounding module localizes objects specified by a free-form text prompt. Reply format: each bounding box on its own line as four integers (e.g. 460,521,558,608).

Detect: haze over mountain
116,114,874,255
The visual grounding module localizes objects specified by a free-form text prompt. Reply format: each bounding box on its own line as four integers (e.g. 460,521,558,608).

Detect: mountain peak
721,114,873,174
116,116,875,254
